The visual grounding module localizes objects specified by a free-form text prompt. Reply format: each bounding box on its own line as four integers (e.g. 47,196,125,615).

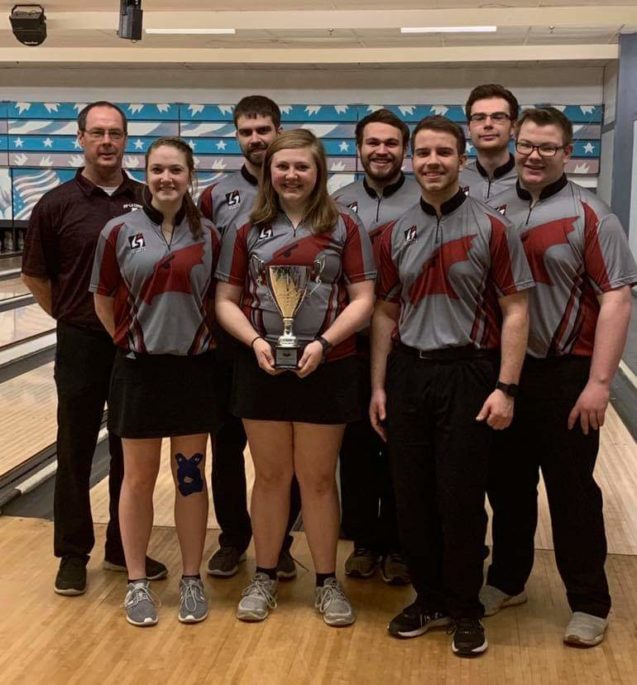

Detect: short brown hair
465,84,519,121
355,108,410,149
515,107,573,146
77,101,128,133
250,129,339,236
233,95,281,129
411,115,466,156
145,136,202,239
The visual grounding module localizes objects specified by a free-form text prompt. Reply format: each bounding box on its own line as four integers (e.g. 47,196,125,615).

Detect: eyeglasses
515,141,565,158
83,128,126,141
468,112,511,123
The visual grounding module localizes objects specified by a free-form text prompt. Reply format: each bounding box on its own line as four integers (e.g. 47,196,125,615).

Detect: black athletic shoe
451,618,488,657
388,602,451,639
207,546,246,577
103,556,168,581
54,556,88,596
276,548,297,580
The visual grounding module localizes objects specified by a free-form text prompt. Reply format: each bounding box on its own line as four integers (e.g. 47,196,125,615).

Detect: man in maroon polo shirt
22,101,166,595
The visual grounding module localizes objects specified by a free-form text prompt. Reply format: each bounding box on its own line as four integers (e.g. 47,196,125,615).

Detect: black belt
396,342,497,361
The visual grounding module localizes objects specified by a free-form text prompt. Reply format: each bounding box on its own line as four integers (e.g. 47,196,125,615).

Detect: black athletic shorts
231,347,360,425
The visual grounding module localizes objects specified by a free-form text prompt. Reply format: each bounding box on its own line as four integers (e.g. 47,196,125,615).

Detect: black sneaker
388,602,451,639
451,618,488,657
103,556,168,581
54,556,87,596
276,548,297,580
207,546,246,577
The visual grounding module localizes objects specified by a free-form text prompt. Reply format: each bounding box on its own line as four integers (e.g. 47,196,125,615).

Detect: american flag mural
0,101,604,223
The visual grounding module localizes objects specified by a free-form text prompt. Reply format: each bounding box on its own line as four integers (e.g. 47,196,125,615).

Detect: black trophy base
275,345,300,370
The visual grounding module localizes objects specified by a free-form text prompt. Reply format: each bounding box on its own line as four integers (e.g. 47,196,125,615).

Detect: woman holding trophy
215,129,376,626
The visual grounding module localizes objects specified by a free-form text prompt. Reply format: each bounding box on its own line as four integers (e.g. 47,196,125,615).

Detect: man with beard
332,109,419,584
482,107,637,647
460,84,519,201
199,95,300,580
370,115,532,656
22,101,167,594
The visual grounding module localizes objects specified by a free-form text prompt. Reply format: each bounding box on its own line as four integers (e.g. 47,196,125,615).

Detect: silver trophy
266,265,312,369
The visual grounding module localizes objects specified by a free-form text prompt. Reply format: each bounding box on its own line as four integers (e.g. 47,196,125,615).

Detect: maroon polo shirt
22,168,144,330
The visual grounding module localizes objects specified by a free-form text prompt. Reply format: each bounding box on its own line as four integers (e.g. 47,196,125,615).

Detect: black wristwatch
495,381,519,398
315,336,333,360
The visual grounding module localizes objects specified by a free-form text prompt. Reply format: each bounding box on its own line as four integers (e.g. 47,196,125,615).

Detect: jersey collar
419,188,467,216
362,172,406,200
475,153,515,180
241,165,259,186
142,186,187,225
515,173,568,202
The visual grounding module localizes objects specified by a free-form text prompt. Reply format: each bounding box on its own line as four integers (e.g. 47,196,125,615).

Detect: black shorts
108,349,221,439
231,348,360,425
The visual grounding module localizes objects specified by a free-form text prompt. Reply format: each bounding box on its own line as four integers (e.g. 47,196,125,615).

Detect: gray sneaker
178,578,209,624
124,580,158,627
479,584,527,617
314,577,355,627
236,572,278,622
564,612,608,647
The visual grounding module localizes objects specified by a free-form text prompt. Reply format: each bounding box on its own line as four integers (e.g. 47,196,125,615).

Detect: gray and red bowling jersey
216,210,376,361
90,201,221,356
198,166,259,236
376,190,534,352
332,174,420,246
460,154,517,201
488,176,637,358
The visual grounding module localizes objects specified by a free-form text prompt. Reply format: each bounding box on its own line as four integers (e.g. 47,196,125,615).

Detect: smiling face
236,114,279,169
515,120,572,193
146,144,191,207
412,128,466,200
270,146,318,211
359,121,407,186
77,105,127,176
467,97,514,154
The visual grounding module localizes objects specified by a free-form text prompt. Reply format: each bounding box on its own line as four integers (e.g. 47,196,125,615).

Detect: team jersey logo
404,225,417,242
257,226,273,240
348,201,359,214
128,233,146,251
123,202,143,212
496,204,507,215
461,185,470,196
226,190,241,207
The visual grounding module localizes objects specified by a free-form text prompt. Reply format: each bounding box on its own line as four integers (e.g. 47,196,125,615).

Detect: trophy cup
266,265,311,369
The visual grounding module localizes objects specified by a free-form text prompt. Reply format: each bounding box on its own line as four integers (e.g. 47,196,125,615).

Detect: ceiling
0,1,636,65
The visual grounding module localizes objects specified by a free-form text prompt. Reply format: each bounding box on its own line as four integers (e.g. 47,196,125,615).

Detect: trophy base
274,346,300,370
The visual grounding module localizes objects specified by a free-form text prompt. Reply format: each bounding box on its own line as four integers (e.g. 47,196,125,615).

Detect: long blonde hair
250,129,339,235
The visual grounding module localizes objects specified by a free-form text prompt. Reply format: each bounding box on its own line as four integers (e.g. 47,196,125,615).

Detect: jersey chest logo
128,233,146,252
404,225,417,242
225,190,241,207
257,226,273,240
348,201,359,214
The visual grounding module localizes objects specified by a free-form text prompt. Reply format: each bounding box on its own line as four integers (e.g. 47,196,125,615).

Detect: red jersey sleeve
215,222,250,286
90,222,125,296
375,222,401,303
341,212,376,284
488,214,534,296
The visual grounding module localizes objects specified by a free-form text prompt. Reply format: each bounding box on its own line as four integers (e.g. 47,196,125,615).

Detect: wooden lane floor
0,302,54,348
1,517,637,684
0,276,29,301
0,362,57,481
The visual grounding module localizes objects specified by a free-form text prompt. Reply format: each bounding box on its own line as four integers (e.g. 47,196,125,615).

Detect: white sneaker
236,572,278,622
315,578,355,627
479,584,527,617
564,611,608,647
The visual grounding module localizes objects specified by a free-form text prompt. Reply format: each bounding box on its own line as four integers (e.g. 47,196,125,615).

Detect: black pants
386,347,497,619
487,356,610,618
211,353,301,553
340,355,400,553
53,321,123,561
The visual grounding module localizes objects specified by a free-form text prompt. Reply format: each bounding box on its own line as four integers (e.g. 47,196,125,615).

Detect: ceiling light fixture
401,26,497,34
145,28,236,35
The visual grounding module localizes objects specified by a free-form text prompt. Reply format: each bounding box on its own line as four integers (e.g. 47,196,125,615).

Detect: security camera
10,4,46,46
119,0,143,41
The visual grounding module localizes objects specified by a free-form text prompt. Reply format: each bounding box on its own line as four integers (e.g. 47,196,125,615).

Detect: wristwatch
315,336,333,360
495,381,519,398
